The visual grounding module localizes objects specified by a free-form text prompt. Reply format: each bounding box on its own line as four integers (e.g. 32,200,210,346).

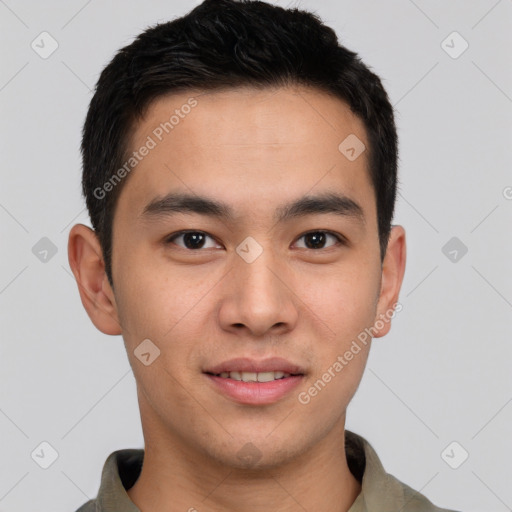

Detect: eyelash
164,230,347,251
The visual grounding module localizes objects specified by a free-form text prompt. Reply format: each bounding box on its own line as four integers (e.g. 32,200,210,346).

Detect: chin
213,439,305,472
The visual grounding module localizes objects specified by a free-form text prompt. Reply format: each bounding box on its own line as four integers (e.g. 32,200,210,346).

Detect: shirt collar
346,430,405,511
92,430,416,512
96,448,142,512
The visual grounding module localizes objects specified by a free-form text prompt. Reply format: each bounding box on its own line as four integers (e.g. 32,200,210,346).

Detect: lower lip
205,374,304,405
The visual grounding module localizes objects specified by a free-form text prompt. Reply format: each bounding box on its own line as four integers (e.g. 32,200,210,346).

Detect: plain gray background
1,1,511,511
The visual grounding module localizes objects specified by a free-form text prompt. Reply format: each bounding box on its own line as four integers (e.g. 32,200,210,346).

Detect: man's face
106,86,392,468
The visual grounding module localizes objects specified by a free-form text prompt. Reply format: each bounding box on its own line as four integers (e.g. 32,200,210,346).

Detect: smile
207,370,299,382
204,372,304,405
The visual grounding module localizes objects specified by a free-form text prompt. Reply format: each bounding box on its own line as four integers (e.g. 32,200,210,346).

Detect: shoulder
71,448,144,512
392,473,461,512
346,430,461,512
73,500,96,512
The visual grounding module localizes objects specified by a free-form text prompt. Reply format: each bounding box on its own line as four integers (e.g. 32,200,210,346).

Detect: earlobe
372,225,406,339
67,223,122,336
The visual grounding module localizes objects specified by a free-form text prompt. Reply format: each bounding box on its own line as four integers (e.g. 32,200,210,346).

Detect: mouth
204,372,304,405
203,356,306,377
203,357,306,405
204,370,303,382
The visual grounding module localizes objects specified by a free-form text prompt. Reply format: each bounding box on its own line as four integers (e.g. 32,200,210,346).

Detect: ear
67,223,122,335
372,225,406,338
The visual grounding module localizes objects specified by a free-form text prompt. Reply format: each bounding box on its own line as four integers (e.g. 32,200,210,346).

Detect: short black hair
81,0,398,287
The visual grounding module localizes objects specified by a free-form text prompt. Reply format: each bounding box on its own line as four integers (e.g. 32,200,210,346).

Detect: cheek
114,248,196,338
114,258,217,387
297,272,377,412
116,269,200,407
301,261,381,337
114,270,166,342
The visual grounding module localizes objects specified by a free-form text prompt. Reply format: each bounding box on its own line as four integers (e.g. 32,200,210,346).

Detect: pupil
305,232,325,249
184,232,205,249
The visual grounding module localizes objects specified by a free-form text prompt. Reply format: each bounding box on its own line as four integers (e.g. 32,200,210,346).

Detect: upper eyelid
294,230,347,248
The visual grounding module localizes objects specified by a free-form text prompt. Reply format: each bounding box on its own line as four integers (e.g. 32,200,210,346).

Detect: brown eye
165,231,220,250
294,231,344,250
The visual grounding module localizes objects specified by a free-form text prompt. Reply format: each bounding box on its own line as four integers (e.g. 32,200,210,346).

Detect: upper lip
204,357,306,375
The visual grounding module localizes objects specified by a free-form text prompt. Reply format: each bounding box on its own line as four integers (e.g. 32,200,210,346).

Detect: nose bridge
245,257,277,289
219,235,298,336
235,237,282,307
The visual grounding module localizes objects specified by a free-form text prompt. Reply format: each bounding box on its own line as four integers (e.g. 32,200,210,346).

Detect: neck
127,392,361,512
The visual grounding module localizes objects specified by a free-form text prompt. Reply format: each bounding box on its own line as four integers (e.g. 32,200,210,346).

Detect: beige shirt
75,430,460,512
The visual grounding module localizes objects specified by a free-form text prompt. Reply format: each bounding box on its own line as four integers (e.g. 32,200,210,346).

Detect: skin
68,85,406,512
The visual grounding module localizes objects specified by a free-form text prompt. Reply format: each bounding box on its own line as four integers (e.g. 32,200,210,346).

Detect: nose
217,243,299,338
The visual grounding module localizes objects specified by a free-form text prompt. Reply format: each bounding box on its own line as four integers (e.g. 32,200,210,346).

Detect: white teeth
216,371,292,381
257,372,275,382
242,372,258,382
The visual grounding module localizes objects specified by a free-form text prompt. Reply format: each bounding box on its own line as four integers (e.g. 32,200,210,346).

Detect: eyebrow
139,191,365,225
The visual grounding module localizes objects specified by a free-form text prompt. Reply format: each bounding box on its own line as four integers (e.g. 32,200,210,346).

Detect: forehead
116,86,374,224
133,85,367,150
